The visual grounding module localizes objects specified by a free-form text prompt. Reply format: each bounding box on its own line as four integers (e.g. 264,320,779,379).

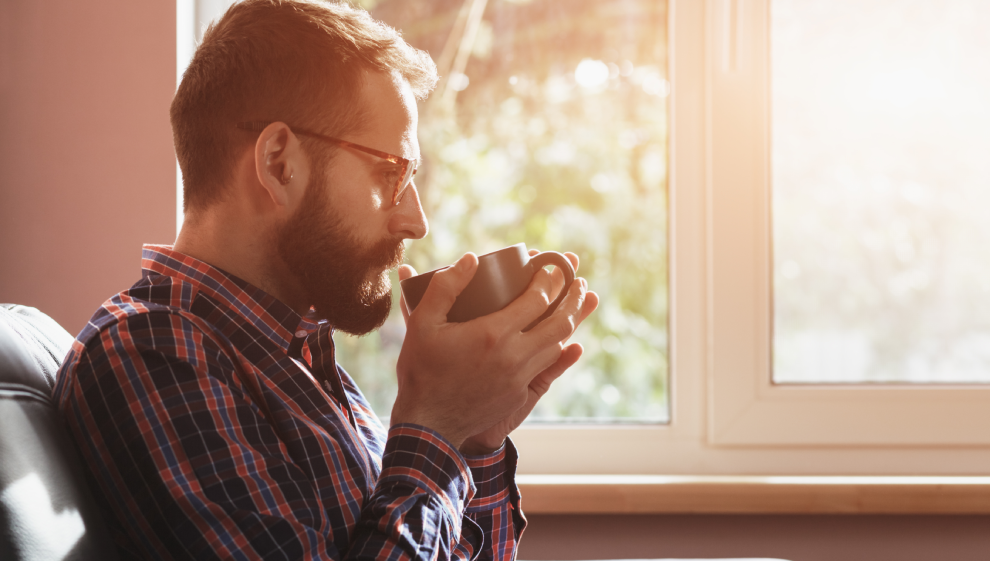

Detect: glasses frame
236,121,417,206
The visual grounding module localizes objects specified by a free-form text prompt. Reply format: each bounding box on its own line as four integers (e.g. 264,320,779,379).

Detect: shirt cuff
462,437,519,513
380,424,476,531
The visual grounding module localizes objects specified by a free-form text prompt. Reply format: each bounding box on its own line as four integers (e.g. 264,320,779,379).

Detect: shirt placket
305,323,357,429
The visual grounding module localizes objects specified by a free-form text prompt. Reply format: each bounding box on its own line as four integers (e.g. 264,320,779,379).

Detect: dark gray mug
400,243,575,328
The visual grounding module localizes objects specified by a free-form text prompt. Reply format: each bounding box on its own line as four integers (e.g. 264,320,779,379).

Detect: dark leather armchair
0,304,118,560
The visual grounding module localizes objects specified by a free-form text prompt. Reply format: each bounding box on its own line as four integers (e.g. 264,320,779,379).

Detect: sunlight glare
574,58,610,88
773,0,990,383
0,473,86,559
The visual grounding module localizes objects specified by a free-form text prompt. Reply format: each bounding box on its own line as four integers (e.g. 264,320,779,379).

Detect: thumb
398,264,418,281
397,264,418,324
414,253,478,324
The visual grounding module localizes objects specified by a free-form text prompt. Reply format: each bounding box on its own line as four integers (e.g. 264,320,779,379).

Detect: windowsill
516,475,990,514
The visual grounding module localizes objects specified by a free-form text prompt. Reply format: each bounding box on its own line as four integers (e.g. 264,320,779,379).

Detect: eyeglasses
236,121,418,206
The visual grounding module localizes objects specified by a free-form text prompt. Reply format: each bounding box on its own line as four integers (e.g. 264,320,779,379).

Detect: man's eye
381,168,402,188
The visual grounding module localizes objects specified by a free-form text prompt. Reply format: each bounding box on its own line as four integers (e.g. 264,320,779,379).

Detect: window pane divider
705,0,990,449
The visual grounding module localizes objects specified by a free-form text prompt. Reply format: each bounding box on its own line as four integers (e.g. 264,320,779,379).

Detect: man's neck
174,210,310,315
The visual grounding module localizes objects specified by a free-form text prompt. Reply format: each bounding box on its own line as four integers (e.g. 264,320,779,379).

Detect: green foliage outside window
335,0,669,422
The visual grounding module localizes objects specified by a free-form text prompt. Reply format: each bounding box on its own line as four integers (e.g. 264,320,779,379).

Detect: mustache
370,236,406,272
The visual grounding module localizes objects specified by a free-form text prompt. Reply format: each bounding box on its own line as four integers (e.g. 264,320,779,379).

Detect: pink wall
0,1,176,336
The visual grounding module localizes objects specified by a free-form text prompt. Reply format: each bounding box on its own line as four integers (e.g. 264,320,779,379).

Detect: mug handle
524,251,576,331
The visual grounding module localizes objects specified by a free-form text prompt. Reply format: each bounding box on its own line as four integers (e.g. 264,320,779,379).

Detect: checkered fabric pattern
52,245,525,560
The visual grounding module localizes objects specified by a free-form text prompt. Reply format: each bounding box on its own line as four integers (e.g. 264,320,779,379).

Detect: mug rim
400,243,529,281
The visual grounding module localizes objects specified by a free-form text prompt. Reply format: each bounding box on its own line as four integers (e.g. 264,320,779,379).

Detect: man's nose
388,183,428,240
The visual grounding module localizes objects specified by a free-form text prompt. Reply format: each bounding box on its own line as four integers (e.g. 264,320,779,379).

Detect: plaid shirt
53,245,525,560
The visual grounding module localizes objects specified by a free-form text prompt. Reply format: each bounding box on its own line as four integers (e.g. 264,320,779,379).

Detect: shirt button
295,330,308,338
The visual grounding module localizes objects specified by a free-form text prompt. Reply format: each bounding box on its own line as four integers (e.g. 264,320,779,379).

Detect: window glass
772,0,990,383
181,0,670,422
336,0,670,421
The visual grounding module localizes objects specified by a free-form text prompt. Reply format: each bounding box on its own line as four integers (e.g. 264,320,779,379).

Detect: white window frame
176,0,232,236
177,0,990,476
512,0,990,476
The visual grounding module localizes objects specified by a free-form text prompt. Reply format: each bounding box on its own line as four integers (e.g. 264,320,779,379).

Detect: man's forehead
352,69,419,158
355,70,417,119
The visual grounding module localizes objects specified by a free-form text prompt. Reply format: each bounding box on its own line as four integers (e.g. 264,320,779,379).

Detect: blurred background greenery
335,0,670,422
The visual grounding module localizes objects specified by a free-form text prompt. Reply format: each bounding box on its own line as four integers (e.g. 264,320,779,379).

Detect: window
178,0,990,476
703,0,990,458
772,0,990,385
517,0,990,475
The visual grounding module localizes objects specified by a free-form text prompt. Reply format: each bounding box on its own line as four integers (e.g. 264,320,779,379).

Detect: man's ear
253,122,305,208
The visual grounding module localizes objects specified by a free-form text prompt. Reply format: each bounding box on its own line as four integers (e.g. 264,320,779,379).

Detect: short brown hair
171,0,437,212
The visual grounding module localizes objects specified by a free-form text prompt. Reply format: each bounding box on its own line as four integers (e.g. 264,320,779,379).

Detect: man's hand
391,250,599,455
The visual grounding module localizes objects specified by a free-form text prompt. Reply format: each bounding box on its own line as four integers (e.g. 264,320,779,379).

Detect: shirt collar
140,244,323,353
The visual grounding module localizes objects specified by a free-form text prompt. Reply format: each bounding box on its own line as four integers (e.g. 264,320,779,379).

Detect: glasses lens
392,163,417,205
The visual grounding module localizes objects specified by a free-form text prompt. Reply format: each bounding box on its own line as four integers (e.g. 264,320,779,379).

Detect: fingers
489,267,555,332
398,264,418,323
564,252,580,272
561,289,599,344
505,342,583,419
413,253,478,324
580,290,599,323
528,343,583,396
525,277,588,349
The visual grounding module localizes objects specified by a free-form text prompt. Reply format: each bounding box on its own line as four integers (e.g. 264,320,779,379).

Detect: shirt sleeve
455,441,527,561
349,424,478,559
54,311,479,560
334,364,523,561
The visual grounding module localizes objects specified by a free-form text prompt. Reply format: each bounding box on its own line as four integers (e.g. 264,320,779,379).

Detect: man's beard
275,165,405,336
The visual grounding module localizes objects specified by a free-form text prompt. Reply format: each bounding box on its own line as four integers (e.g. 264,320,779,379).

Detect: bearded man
52,1,597,559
